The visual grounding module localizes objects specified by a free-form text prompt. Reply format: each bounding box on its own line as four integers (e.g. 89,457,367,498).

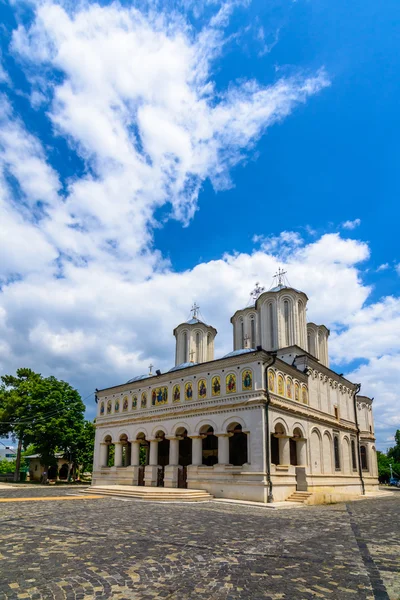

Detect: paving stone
0,487,398,598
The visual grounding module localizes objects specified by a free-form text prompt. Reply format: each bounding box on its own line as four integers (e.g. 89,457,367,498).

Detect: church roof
168,362,198,372
268,284,303,293
222,348,255,358
186,318,206,325
126,374,150,383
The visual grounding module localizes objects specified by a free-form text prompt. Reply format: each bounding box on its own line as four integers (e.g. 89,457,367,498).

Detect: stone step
286,491,313,503
86,486,214,502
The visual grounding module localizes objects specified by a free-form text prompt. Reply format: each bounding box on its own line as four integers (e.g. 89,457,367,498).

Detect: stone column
217,434,230,465
191,436,203,466
168,438,179,466
278,436,290,466
149,439,159,466
130,441,140,467
145,439,160,487
99,443,108,468
114,442,123,467
165,437,179,488
296,439,307,466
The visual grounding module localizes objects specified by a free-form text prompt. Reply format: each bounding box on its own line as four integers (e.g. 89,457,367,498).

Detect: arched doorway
119,434,131,467
59,463,69,480
104,435,114,467
176,427,192,488
271,423,287,465
136,432,148,486
201,426,218,466
227,423,248,466
155,431,170,487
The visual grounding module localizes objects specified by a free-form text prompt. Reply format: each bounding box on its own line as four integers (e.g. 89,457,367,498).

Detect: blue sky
0,0,399,450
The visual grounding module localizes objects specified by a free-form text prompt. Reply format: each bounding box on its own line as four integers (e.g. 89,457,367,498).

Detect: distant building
25,453,69,481
0,446,16,461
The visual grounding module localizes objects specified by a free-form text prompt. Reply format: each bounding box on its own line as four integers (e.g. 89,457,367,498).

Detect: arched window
207,333,212,360
196,332,201,362
228,424,248,466
240,319,244,349
298,300,305,346
250,316,256,348
183,331,188,362
284,300,290,346
351,440,357,470
360,445,368,470
269,303,274,348
334,436,340,470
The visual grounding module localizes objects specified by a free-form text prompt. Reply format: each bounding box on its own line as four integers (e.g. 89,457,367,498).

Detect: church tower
173,304,217,367
231,271,330,365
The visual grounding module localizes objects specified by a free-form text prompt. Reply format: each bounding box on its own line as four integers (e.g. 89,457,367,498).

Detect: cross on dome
189,349,195,363
250,282,265,300
148,363,153,376
191,302,200,319
274,267,287,287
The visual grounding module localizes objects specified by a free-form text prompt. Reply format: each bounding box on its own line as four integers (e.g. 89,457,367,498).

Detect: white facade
93,284,379,503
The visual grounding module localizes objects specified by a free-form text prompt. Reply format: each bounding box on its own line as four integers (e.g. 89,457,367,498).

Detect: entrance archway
176,427,192,488
200,426,218,466
155,431,170,487
227,423,248,466
136,432,148,486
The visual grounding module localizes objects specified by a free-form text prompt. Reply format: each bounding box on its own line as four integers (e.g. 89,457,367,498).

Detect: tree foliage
0,368,90,479
377,430,400,483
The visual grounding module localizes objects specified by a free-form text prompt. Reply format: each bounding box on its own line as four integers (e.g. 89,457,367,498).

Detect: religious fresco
198,379,207,399
286,378,293,399
226,373,236,394
294,383,300,402
302,386,308,404
152,387,168,406
132,395,137,409
212,376,221,396
173,384,180,403
100,402,104,415
268,370,275,392
107,400,112,414
277,374,285,396
185,382,193,401
115,398,120,412
141,392,147,408
122,396,129,411
242,369,252,391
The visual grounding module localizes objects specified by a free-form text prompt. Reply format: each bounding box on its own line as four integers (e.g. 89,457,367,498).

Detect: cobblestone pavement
0,486,398,600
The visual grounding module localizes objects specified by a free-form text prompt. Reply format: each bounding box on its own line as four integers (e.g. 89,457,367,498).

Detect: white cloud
396,263,400,276
377,263,389,272
342,218,361,230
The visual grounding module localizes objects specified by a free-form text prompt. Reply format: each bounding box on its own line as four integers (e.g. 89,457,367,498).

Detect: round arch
195,419,218,435
272,417,289,436
151,425,168,439
222,416,247,433
172,422,192,436
133,427,149,441
291,422,306,438
102,432,114,443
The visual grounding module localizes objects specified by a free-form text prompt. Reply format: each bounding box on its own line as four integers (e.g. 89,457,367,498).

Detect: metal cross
148,363,153,376
250,282,265,300
189,349,195,363
191,302,200,319
243,334,251,349
274,267,287,286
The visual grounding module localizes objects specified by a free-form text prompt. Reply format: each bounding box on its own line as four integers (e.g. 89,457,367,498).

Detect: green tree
0,458,16,474
0,368,86,482
75,420,96,475
387,429,400,463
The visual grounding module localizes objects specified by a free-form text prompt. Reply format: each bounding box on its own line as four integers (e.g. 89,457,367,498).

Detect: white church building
92,275,379,503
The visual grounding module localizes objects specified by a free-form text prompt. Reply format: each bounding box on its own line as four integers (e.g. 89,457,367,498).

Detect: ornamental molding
96,393,265,429
95,402,262,432
270,397,358,433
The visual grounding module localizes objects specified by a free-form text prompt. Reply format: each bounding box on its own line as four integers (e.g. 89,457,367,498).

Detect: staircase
86,485,214,502
286,491,312,504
